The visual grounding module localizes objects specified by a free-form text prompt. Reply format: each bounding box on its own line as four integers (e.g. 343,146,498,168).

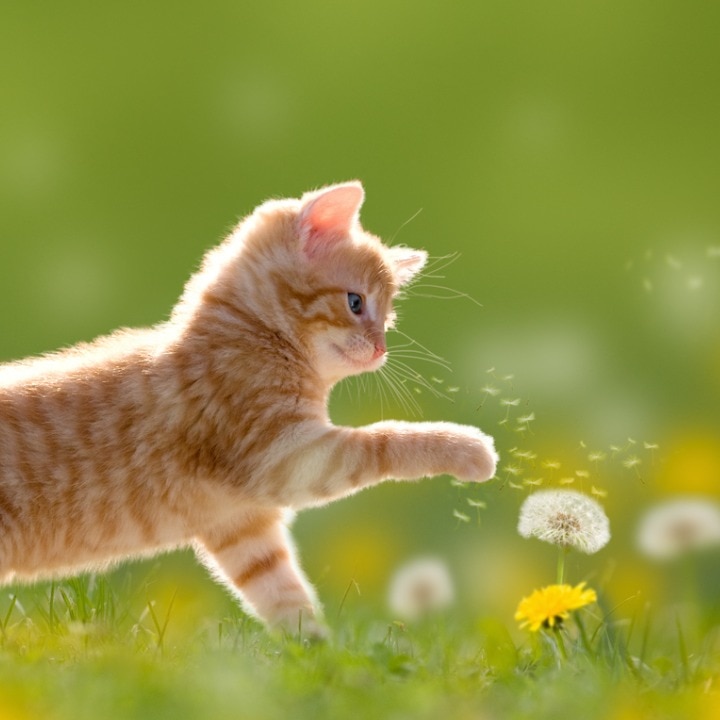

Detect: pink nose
372,343,386,360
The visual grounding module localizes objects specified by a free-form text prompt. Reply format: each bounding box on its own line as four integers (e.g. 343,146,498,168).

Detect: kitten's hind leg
195,508,326,639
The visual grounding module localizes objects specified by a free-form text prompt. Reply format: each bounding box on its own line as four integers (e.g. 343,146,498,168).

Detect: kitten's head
288,182,427,383
182,182,426,386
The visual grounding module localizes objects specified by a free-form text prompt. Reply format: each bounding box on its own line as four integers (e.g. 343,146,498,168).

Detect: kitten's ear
388,246,427,286
298,182,365,256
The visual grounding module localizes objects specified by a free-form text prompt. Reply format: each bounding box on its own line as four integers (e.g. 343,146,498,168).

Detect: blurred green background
1,1,719,631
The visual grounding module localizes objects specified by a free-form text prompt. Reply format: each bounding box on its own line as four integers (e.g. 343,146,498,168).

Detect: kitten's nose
372,342,386,360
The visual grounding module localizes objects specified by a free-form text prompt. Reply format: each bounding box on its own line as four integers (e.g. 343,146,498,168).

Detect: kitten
0,182,497,636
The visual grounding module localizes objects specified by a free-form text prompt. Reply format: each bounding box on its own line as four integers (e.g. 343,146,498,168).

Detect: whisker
421,252,462,279
390,329,450,366
377,364,423,416
387,358,453,402
388,208,424,245
388,351,452,372
405,283,483,307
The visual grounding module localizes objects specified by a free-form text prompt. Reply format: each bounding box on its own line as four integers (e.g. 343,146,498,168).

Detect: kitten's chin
327,344,386,379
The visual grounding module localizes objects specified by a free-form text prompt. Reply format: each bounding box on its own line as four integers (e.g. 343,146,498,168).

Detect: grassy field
0,568,717,720
2,2,720,718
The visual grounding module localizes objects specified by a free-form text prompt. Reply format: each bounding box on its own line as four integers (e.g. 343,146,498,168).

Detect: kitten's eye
347,293,364,315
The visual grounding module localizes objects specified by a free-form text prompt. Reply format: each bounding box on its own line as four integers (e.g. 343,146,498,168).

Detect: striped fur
0,182,497,635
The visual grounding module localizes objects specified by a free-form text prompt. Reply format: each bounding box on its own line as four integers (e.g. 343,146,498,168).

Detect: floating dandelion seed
559,477,576,485
591,486,608,499
643,442,659,450
508,481,524,490
542,460,562,470
518,490,611,553
501,398,521,407
453,509,471,524
637,498,720,560
515,583,597,632
388,558,454,621
504,464,524,477
523,477,544,487
517,413,536,425
588,451,607,463
575,470,590,479
623,456,642,470
481,384,500,396
467,498,487,523
513,449,537,461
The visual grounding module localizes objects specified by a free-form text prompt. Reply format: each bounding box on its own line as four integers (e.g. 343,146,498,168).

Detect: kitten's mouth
332,344,385,371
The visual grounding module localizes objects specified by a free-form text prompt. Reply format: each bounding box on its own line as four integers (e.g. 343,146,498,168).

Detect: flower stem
556,546,569,585
553,627,568,663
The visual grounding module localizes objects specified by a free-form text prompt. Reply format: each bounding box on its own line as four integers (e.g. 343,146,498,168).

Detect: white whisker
388,208,424,245
405,283,483,307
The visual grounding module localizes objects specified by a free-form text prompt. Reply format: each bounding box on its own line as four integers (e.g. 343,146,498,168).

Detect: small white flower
518,489,611,553
637,497,720,560
388,557,454,621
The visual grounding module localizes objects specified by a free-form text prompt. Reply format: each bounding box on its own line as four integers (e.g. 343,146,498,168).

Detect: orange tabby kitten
0,182,497,635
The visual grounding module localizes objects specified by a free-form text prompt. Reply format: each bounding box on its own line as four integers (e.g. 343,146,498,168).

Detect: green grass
0,573,717,720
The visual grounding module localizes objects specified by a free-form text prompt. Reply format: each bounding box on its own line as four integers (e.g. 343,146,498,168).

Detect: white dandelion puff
637,498,720,560
518,490,611,554
388,558,454,621
622,456,642,470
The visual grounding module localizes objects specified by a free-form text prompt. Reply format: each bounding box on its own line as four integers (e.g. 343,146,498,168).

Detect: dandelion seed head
637,498,720,560
518,490,611,553
388,558,454,621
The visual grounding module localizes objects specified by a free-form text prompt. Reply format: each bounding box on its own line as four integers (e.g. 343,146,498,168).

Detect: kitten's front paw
271,609,329,642
443,424,498,483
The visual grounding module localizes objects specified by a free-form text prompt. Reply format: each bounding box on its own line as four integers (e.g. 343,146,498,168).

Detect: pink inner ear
389,247,428,286
299,183,365,256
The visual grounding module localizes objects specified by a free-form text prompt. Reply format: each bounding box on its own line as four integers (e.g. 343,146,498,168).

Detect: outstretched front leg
196,508,325,638
268,420,498,509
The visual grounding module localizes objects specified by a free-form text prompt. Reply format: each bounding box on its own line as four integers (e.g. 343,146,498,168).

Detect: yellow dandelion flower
515,583,597,632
